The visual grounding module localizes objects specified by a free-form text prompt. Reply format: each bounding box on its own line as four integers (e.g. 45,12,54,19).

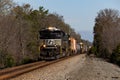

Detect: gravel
10,54,120,80
67,56,120,80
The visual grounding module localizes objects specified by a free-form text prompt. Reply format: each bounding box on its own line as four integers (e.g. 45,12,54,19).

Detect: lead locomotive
39,27,77,60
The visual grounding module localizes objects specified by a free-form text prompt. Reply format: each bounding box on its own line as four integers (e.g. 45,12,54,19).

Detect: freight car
69,37,77,55
39,27,77,60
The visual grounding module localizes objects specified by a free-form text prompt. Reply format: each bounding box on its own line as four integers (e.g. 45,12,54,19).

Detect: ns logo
46,39,55,45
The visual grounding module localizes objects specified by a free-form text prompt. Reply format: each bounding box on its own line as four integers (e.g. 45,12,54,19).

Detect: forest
0,0,82,68
92,8,120,66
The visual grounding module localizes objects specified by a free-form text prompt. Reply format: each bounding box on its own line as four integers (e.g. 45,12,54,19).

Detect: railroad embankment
10,54,120,80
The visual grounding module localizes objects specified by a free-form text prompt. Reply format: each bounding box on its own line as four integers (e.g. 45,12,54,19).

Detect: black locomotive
39,27,77,60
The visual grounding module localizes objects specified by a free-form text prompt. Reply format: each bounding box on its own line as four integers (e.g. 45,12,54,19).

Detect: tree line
91,8,120,66
0,0,81,68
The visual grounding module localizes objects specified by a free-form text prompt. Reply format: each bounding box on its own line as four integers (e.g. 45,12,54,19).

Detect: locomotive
39,27,77,60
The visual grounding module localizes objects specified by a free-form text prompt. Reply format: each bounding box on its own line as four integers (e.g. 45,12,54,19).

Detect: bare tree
0,0,14,15
94,8,120,58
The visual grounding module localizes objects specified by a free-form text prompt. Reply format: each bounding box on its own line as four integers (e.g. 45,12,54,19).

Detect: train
38,27,82,60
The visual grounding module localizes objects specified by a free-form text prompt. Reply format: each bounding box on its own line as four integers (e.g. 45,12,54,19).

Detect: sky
13,0,120,42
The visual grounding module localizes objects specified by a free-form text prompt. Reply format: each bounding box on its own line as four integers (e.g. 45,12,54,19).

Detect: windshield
39,30,64,39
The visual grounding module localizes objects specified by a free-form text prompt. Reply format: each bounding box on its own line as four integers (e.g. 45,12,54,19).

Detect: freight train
39,27,81,60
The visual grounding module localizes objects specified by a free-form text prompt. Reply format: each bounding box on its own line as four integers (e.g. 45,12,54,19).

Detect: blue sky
13,0,120,42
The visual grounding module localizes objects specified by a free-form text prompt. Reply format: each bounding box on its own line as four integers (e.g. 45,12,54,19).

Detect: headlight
43,44,46,47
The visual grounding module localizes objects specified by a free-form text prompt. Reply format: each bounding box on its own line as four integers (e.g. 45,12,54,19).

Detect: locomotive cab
39,27,66,59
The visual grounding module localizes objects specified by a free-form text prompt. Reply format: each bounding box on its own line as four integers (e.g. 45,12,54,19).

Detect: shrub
5,54,15,67
0,49,6,68
0,49,15,68
88,46,98,55
100,48,110,59
110,44,120,66
21,57,34,64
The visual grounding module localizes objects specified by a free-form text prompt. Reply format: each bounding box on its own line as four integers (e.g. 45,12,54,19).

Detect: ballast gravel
10,54,120,80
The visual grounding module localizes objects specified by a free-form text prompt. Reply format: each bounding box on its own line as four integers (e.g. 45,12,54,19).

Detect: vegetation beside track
0,0,83,69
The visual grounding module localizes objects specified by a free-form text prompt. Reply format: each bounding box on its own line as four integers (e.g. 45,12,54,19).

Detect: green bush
21,57,34,64
110,44,120,66
100,48,110,59
5,54,15,67
88,46,98,55
0,49,15,68
0,49,6,68
90,46,110,59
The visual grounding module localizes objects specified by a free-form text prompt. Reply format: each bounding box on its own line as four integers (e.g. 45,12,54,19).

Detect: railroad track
0,54,80,80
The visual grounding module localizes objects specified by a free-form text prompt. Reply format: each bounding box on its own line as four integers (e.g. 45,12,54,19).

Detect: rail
0,54,80,80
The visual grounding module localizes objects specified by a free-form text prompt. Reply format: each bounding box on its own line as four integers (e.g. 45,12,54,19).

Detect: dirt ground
67,56,120,80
